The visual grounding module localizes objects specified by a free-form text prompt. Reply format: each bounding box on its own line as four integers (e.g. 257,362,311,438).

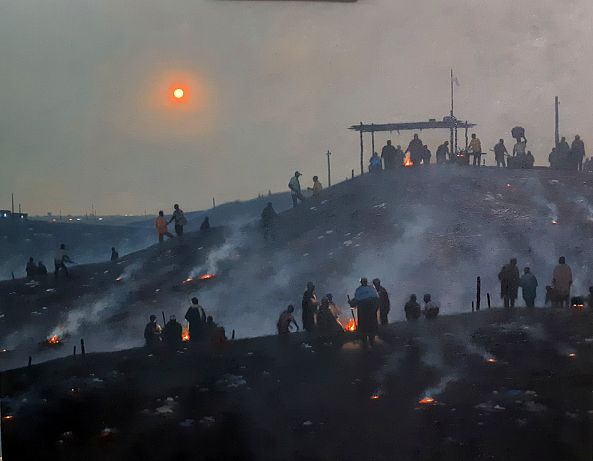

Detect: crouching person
277,305,299,337
423,294,439,319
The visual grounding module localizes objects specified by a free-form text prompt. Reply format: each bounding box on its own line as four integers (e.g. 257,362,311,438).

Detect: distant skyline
2,0,593,215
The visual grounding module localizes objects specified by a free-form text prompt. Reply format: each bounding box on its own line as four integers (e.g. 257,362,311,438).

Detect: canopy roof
349,118,476,133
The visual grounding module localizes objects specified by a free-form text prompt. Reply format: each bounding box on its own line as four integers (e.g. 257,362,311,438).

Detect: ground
3,308,593,461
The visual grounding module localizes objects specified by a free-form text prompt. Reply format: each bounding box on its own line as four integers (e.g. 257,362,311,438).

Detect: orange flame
47,335,60,344
419,397,436,405
198,274,216,280
486,358,497,364
342,319,356,332
2,415,14,421
182,326,190,342
403,152,414,167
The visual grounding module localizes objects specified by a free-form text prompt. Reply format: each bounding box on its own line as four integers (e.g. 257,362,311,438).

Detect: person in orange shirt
155,210,174,243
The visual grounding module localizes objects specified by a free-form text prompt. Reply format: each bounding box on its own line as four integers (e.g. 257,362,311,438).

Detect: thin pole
326,150,332,187
450,69,454,117
359,122,364,175
465,122,469,151
555,96,560,148
11,193,14,215
476,277,481,311
371,125,375,157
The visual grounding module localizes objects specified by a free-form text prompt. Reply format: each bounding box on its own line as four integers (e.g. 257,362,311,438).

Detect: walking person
519,267,538,308
155,211,174,243
372,278,390,325
493,139,508,168
498,258,520,308
552,256,572,309
54,244,74,279
469,133,483,166
168,204,187,237
289,171,305,208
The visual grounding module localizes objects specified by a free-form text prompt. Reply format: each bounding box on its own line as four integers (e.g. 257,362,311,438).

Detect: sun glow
173,88,184,99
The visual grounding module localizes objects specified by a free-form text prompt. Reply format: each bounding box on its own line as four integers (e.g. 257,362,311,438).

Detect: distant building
0,210,10,219
0,210,28,220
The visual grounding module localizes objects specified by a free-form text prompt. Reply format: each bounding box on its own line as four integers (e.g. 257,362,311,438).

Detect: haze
1,0,592,216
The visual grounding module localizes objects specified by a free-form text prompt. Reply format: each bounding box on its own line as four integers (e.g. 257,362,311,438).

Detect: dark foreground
3,308,593,461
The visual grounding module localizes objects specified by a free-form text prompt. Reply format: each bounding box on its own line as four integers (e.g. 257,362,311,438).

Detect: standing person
519,267,538,308
37,260,48,276
110,247,119,261
549,147,559,169
326,293,342,318
552,256,572,309
369,152,382,172
557,137,570,168
436,141,449,164
348,277,379,347
372,278,390,325
308,176,323,197
317,297,342,336
381,140,397,170
288,171,305,208
423,294,440,319
54,243,74,279
168,204,187,237
301,281,319,332
144,314,162,348
421,145,432,166
571,135,586,171
404,294,421,321
406,134,424,166
494,139,508,168
468,133,482,166
162,315,183,349
26,257,37,279
200,216,210,231
498,258,520,308
185,297,206,343
277,305,299,335
525,151,535,168
155,211,174,243
261,202,278,241
395,145,405,167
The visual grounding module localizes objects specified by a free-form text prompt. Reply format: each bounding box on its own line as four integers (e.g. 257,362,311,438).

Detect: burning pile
182,274,217,285
339,319,357,332
403,152,414,167
418,396,436,405
182,326,190,342
39,335,64,350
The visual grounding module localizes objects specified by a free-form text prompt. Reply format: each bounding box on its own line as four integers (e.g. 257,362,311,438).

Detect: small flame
2,415,14,421
403,152,414,167
569,353,576,358
370,394,381,400
47,335,61,345
572,304,585,310
341,319,356,332
486,358,497,364
182,326,190,342
419,396,436,405
198,274,216,280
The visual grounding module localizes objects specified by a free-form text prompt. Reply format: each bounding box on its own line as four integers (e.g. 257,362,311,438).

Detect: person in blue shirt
348,277,379,347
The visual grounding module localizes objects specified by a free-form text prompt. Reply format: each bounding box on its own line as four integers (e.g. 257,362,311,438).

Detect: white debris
317,235,324,239
303,253,309,257
309,207,317,211
301,343,313,349
325,230,334,234
302,420,313,426
343,240,353,246
155,404,175,415
45,288,56,293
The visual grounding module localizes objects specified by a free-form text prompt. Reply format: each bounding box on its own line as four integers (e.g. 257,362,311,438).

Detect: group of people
25,257,48,279
498,256,578,309
154,203,210,243
143,297,226,349
288,171,324,208
549,135,586,171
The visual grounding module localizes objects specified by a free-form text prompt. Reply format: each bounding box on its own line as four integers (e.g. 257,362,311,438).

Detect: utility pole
555,96,560,148
11,193,14,214
359,122,364,175
326,150,332,187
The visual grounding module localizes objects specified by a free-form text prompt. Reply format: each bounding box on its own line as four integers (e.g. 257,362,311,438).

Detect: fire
486,358,497,364
47,335,61,345
182,277,194,285
419,397,436,405
370,394,381,400
569,353,576,358
341,319,356,332
551,219,559,225
182,326,190,342
198,274,216,280
2,415,14,421
572,304,585,310
403,152,414,167
183,274,216,285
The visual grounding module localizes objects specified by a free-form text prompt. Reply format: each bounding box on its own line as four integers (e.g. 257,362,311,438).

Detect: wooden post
73,346,76,357
232,329,236,340
80,338,86,357
326,150,332,187
476,277,481,311
464,122,469,151
28,356,32,368
359,122,364,175
351,169,354,179
555,96,560,148
487,292,491,309
162,311,166,327
371,125,375,157
212,197,216,209
472,301,475,313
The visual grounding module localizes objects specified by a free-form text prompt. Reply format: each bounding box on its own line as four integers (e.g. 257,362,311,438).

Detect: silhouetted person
111,247,119,261
436,141,449,164
525,151,535,169
404,294,421,321
395,145,405,166
261,202,278,241
185,297,206,343
381,140,397,170
169,204,187,237
200,216,210,231
423,294,439,319
519,267,538,308
552,256,572,309
316,297,342,336
54,243,74,278
26,257,36,279
469,133,482,166
162,315,183,349
308,176,323,197
289,171,305,208
144,315,162,348
326,293,341,318
277,304,299,335
302,281,319,332
549,147,559,169
498,258,520,308
494,139,508,168
369,152,382,172
572,135,585,171
372,278,390,325
406,134,424,166
37,261,47,276
557,137,570,168
348,277,379,346
156,211,174,243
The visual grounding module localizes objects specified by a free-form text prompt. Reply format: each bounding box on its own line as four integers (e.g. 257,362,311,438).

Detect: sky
1,0,593,216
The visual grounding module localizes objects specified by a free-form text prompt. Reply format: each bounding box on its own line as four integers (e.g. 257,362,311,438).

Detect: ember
48,335,61,345
370,394,381,400
182,274,216,285
419,397,436,405
2,415,14,421
403,152,414,167
198,273,216,280
341,319,356,332
182,326,190,342
182,277,194,285
486,358,497,364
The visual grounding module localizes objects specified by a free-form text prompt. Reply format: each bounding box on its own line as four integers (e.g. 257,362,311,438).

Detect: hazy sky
2,0,593,215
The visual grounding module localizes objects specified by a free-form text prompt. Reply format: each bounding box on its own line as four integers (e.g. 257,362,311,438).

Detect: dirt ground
3,308,593,461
